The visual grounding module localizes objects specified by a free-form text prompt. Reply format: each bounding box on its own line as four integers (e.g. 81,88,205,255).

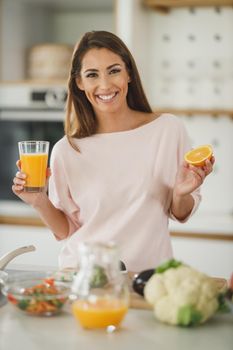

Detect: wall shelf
143,0,233,11
154,108,233,117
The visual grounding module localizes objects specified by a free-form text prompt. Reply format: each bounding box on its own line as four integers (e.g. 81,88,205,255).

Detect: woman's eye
109,68,121,75
86,72,98,78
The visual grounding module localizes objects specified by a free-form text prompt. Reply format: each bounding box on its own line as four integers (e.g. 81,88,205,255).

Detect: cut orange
184,145,213,167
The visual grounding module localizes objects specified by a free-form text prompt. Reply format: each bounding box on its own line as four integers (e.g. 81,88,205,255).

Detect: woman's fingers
188,155,214,180
203,158,214,176
16,160,21,170
14,171,26,182
46,168,51,178
189,165,206,183
12,171,26,192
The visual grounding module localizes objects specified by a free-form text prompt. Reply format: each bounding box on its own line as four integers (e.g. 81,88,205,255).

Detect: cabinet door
171,236,233,279
0,225,63,269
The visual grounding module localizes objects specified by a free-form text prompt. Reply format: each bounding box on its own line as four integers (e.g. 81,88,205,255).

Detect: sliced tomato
7,293,18,305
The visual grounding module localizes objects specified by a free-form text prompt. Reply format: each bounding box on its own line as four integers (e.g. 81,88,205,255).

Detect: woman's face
76,48,130,115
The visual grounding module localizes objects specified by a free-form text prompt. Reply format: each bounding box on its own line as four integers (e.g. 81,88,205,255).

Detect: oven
0,84,66,214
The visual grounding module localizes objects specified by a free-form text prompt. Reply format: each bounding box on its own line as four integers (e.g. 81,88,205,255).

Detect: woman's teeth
97,92,117,101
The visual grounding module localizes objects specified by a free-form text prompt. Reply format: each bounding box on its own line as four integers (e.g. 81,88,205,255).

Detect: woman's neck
96,108,155,134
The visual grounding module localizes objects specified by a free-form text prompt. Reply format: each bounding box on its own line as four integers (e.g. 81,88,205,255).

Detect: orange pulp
184,145,213,167
72,298,128,329
20,153,48,189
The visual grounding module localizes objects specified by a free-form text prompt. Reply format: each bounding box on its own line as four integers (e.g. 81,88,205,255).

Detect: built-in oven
0,84,67,215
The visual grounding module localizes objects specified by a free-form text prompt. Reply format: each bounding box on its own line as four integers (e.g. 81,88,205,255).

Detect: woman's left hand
173,156,215,197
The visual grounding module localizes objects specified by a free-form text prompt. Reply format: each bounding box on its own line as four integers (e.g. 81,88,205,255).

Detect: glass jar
70,241,129,330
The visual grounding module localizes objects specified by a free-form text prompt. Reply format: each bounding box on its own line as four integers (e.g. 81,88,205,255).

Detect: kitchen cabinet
143,0,233,11
0,224,63,268
0,221,232,278
171,236,233,279
0,0,115,81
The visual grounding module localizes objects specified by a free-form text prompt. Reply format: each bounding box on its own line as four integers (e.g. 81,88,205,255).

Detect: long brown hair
65,30,152,144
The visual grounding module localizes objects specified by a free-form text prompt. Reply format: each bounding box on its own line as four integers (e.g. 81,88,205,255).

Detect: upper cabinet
143,0,233,11
1,0,233,114
0,0,115,81
116,0,233,113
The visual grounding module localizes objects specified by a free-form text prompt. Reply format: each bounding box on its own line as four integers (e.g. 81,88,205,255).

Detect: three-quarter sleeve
168,117,202,222
49,142,81,237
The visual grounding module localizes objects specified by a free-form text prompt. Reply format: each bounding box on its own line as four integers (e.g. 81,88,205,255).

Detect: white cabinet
171,236,233,279
0,224,232,279
0,224,63,269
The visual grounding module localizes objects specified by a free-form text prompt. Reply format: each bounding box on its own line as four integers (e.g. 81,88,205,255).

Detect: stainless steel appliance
0,83,67,213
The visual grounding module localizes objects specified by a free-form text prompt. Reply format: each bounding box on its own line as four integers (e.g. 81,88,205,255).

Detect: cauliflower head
144,259,219,326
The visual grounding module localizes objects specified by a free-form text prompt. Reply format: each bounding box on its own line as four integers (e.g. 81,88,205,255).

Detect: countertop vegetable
144,259,229,326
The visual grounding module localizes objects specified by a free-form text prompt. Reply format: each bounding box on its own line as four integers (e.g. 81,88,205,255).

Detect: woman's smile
95,91,119,103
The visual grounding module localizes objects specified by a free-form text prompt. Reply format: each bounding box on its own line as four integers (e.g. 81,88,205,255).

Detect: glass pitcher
70,241,129,330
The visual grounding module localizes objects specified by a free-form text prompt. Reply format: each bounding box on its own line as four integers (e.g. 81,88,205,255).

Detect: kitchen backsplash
139,6,233,216
143,6,233,109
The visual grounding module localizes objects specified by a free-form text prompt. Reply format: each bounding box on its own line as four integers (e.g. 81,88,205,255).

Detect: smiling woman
12,31,215,272
65,30,153,140
75,48,131,128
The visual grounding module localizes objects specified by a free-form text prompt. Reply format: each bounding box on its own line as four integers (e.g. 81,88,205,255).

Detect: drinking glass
18,141,49,192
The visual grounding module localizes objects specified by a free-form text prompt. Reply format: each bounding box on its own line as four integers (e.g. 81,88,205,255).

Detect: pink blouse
49,114,201,271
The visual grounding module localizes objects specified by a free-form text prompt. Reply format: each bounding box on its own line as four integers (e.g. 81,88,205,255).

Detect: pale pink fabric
49,114,201,271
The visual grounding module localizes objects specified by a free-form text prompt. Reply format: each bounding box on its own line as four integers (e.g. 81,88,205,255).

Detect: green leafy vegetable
217,293,231,313
156,259,183,274
18,299,30,310
90,265,108,288
177,305,203,327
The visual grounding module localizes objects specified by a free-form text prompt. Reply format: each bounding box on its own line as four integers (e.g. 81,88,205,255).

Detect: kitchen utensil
0,245,36,270
70,242,129,329
28,43,73,80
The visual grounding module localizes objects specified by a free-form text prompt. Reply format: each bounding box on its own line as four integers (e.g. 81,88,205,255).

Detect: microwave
0,84,66,207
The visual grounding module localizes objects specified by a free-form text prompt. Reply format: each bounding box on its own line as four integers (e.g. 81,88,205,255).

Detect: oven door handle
0,110,64,121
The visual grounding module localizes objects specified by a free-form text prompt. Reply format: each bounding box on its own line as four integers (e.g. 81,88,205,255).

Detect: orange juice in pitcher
72,298,128,329
70,242,129,331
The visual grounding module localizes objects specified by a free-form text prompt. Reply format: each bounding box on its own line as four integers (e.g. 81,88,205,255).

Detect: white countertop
0,303,232,350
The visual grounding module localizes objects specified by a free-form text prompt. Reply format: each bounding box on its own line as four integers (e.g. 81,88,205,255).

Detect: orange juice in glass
18,141,49,192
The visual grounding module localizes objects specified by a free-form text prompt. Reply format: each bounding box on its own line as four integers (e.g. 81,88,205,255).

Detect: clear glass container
70,242,129,330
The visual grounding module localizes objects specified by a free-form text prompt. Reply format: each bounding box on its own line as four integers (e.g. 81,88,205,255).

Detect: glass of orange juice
18,141,49,192
70,242,129,331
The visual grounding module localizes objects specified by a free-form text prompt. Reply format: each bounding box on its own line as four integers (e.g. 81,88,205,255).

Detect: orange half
184,145,213,167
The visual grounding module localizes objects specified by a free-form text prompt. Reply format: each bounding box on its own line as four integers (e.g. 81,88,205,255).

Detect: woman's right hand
12,160,51,207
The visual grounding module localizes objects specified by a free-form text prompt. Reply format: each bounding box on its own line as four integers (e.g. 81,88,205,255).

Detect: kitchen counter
0,302,232,350
0,269,232,349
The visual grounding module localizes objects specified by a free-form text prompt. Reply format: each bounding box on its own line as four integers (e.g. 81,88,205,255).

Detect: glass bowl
0,270,8,284
2,271,71,316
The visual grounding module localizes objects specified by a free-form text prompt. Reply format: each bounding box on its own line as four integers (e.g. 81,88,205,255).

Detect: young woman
12,31,214,271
